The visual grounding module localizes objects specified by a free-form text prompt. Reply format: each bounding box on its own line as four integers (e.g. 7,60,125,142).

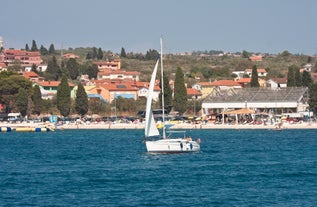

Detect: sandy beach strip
2,121,317,130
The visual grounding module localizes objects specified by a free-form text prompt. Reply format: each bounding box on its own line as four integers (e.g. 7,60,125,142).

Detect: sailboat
144,38,201,153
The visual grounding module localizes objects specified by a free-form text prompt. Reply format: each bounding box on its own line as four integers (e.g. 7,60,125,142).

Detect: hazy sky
2,0,317,55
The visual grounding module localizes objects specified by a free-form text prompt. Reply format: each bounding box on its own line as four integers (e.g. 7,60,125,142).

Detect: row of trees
0,72,90,117
32,56,99,81
25,40,106,60
249,64,313,88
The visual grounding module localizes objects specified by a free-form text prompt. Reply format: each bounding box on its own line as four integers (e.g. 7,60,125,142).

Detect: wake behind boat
144,38,201,153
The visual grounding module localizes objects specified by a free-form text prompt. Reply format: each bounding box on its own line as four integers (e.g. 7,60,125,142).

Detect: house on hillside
187,88,202,100
236,78,251,87
24,63,48,72
232,71,245,80
85,85,109,102
95,83,139,103
63,53,80,59
267,78,287,89
0,62,7,71
192,80,241,98
137,83,161,102
33,81,75,99
97,69,140,81
21,71,44,82
245,68,268,77
0,49,42,66
249,55,263,61
93,59,121,70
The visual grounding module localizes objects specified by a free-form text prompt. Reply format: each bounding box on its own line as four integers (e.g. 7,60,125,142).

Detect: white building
202,87,309,116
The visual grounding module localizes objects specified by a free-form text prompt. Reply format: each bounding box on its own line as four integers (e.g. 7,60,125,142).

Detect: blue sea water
0,129,317,206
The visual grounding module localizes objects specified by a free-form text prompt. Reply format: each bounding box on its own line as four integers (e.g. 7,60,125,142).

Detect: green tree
97,48,103,60
287,65,299,87
92,47,98,59
86,52,93,60
294,67,302,86
31,64,37,73
302,70,313,87
173,67,187,115
309,83,317,114
57,75,71,117
120,47,127,58
66,58,80,80
45,56,61,80
32,85,42,115
40,45,48,55
0,73,33,113
145,49,159,60
49,44,56,54
7,60,22,72
84,63,99,79
75,83,88,116
15,88,29,117
31,40,38,51
25,44,30,51
159,73,173,113
250,65,259,87
242,50,249,58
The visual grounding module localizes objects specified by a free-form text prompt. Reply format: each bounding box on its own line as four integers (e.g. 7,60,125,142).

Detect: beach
2,121,317,130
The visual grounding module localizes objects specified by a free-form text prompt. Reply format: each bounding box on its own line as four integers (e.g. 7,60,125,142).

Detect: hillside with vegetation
2,40,317,119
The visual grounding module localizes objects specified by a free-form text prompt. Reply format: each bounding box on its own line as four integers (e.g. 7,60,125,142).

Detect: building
187,88,202,100
136,81,160,102
0,62,7,72
97,69,140,81
193,80,242,98
21,71,44,82
245,68,268,77
93,59,121,70
63,53,80,59
24,63,48,72
249,55,263,61
0,49,42,66
33,81,75,99
267,78,287,89
202,87,309,116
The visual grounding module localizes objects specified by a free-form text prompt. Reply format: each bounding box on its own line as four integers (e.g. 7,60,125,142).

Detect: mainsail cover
145,59,160,137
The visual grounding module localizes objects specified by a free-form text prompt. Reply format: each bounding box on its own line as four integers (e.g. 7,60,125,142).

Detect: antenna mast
160,38,166,139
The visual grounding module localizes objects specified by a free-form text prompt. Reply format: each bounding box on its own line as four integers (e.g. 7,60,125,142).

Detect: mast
160,38,166,139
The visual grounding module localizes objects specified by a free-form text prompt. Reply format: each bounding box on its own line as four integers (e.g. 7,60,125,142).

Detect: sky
1,0,317,55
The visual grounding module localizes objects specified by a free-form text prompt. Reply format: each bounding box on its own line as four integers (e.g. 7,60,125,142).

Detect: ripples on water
0,129,316,206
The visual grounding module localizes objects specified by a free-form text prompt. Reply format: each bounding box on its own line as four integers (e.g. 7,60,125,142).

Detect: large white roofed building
202,87,310,116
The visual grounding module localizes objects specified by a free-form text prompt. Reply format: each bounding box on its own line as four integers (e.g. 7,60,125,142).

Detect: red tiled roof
271,78,287,84
101,83,138,91
249,55,263,61
37,81,74,87
134,81,149,88
98,69,140,76
210,80,241,86
187,88,201,95
4,49,41,57
236,78,251,83
23,71,40,78
245,68,267,73
0,62,7,67
154,85,161,91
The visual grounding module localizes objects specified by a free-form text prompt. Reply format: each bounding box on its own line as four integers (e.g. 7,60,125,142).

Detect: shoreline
1,121,317,130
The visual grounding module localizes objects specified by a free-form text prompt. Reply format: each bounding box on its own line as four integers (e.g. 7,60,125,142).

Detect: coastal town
0,36,317,131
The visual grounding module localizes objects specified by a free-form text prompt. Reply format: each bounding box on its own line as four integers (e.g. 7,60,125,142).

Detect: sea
0,128,316,207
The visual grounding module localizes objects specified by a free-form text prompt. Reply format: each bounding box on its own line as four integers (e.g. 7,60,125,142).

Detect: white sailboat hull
146,138,200,153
